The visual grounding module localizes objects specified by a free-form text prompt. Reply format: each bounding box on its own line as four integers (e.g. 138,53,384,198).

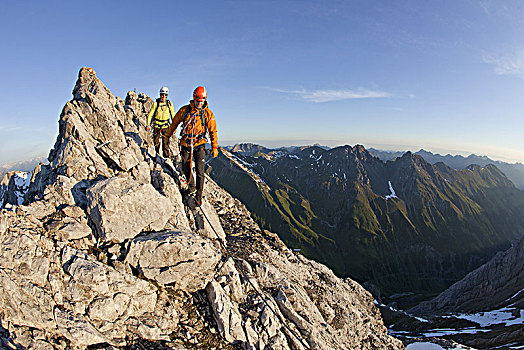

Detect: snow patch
445,306,524,328
271,151,286,158
406,342,470,350
406,343,446,350
385,181,398,200
506,288,524,303
375,300,429,323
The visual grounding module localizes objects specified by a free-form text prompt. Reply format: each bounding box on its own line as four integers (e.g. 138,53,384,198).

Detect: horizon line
219,140,524,164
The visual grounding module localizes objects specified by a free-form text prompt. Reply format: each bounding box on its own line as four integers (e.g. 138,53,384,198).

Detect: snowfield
444,306,524,328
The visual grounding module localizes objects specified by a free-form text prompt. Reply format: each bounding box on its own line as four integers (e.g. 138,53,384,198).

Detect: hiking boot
196,191,203,206
185,186,197,196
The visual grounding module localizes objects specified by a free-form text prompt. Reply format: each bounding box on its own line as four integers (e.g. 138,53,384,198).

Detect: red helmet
193,86,207,102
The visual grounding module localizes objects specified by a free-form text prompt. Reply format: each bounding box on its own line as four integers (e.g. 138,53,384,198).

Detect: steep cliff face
0,68,402,349
384,235,523,349
207,144,524,295
410,235,523,316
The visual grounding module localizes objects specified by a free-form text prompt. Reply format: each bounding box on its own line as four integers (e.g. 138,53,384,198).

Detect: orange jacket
165,100,218,149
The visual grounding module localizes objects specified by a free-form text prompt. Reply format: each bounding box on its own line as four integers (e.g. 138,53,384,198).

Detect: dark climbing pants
153,126,171,158
181,144,206,202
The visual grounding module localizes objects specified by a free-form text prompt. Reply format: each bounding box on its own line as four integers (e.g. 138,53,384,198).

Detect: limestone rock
195,196,227,243
151,167,191,231
48,67,144,181
206,280,246,343
125,230,221,291
54,308,110,346
0,210,181,348
86,176,174,243
45,205,92,241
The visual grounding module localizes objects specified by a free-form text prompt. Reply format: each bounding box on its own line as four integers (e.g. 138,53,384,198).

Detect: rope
198,205,311,350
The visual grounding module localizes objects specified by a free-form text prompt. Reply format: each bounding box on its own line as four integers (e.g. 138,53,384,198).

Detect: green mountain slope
208,145,524,296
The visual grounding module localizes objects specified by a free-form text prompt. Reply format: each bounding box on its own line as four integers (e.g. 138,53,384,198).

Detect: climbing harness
197,205,311,350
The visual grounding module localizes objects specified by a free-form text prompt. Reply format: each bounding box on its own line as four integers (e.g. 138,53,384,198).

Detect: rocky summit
0,68,403,349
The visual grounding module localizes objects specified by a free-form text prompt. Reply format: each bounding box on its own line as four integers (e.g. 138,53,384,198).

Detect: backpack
181,105,208,140
152,98,173,122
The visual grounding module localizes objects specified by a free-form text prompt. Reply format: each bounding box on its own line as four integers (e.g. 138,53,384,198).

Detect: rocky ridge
0,68,402,349
368,148,524,190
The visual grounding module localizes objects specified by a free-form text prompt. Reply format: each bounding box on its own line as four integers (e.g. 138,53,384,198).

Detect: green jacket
147,100,176,128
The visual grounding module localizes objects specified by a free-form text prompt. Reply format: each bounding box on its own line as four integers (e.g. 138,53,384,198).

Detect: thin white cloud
0,125,23,132
483,49,524,79
265,87,391,103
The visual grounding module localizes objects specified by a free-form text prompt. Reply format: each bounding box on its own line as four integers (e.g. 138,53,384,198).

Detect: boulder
151,167,191,231
125,230,221,291
86,176,174,243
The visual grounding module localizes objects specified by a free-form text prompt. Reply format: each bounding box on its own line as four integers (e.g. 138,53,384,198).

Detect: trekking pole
198,206,311,350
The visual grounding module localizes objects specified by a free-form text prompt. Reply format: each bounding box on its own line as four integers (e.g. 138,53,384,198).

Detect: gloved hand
212,148,219,158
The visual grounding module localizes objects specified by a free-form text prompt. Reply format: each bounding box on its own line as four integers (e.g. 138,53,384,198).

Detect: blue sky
1,0,524,165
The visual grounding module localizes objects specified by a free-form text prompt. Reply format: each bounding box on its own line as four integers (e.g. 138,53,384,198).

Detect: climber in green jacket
146,87,176,158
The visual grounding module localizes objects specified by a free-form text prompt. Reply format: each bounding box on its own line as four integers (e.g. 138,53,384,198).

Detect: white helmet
160,86,169,95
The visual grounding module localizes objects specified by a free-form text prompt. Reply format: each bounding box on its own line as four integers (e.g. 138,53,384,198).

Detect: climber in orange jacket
165,86,218,206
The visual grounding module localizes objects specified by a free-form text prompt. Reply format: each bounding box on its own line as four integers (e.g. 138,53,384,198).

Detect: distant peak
397,151,429,167
353,144,367,152
416,149,432,155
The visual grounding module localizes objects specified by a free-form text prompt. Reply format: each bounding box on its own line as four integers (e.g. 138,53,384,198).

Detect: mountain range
208,143,524,297
0,157,46,180
368,148,524,190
